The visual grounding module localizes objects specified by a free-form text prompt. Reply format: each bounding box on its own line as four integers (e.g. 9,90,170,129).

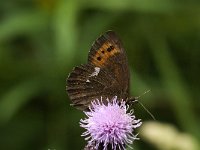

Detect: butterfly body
67,31,130,110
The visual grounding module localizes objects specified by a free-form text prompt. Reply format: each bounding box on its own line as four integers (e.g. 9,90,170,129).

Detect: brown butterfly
66,31,132,111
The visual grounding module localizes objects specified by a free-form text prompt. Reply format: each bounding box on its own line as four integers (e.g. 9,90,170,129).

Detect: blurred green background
0,0,200,150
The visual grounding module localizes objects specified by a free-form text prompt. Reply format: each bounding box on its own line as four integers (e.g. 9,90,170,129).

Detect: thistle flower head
80,96,142,150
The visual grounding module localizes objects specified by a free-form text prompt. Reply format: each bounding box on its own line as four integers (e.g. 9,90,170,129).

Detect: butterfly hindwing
67,64,120,110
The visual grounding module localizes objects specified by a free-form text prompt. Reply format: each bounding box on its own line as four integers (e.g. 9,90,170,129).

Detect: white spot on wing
89,67,100,77
86,67,100,82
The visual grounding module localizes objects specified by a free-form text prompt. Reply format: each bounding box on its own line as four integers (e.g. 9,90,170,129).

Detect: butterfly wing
67,64,119,110
88,31,130,97
66,31,130,110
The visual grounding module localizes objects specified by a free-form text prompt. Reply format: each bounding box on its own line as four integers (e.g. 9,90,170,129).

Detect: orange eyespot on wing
91,42,120,67
88,31,124,68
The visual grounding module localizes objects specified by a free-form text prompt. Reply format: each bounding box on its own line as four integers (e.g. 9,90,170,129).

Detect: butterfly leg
126,97,138,106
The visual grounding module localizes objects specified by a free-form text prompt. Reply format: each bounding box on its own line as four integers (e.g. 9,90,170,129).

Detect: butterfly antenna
137,100,156,120
135,89,151,100
135,90,156,120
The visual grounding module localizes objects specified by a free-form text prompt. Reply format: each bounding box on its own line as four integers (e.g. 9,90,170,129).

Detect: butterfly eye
97,56,101,61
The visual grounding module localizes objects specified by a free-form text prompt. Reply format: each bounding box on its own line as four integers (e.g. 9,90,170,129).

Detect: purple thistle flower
80,96,142,150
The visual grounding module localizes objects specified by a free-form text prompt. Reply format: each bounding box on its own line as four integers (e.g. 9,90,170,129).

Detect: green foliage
0,0,200,149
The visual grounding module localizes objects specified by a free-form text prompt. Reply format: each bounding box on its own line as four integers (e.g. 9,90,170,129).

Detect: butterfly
66,31,132,111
